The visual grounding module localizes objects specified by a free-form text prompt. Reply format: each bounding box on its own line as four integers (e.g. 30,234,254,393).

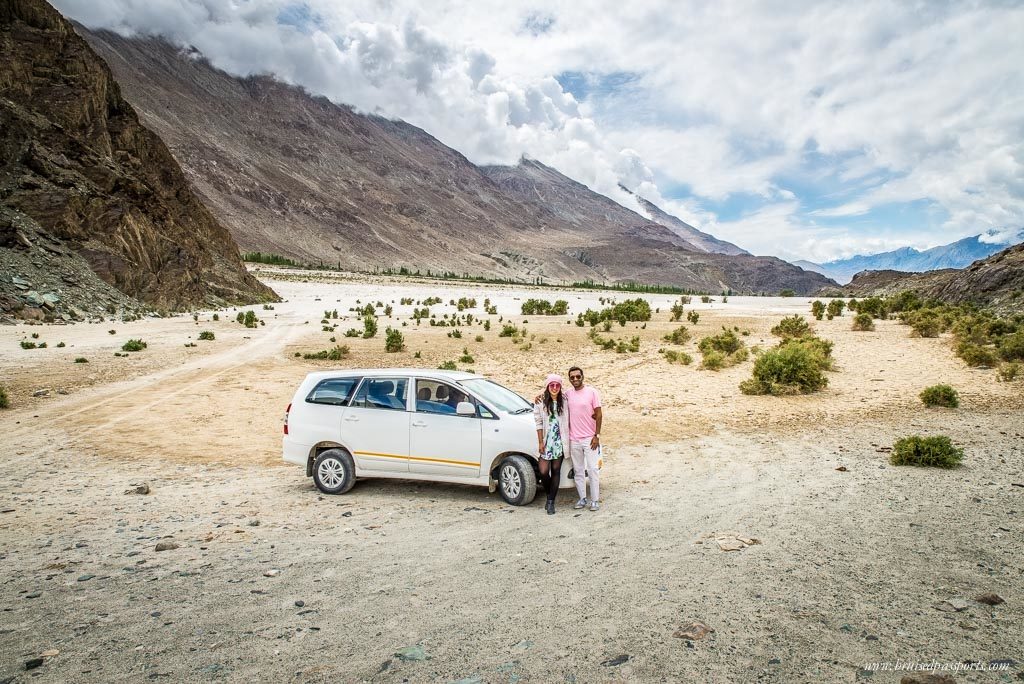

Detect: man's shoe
574,498,587,510
546,500,556,515
589,501,600,512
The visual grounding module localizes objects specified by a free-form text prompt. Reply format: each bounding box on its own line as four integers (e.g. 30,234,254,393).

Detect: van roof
302,368,483,383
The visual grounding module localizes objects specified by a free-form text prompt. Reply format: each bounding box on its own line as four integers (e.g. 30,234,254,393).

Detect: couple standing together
533,366,602,515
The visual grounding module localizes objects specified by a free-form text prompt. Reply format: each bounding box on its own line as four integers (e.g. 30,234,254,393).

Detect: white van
283,369,571,505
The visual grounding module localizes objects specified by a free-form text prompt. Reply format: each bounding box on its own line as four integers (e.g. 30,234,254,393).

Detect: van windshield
460,378,532,414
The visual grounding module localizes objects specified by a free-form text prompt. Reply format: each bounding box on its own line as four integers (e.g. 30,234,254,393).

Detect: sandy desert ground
0,267,1022,683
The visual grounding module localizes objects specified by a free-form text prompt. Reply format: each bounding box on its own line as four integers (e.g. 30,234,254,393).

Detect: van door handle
344,416,359,422
411,420,427,427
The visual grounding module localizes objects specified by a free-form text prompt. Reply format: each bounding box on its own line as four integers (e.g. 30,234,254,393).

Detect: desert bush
303,345,350,361
20,340,36,349
919,384,959,408
771,315,812,339
663,349,693,365
885,291,924,313
700,349,726,370
890,435,963,468
739,340,830,395
998,361,1021,381
448,329,463,339
198,331,215,341
687,311,700,325
474,335,484,342
662,326,691,345
826,300,845,318
212,313,220,321
700,295,712,303
698,327,744,355
384,328,405,353
779,335,834,370
457,297,477,311
438,360,458,370
499,324,519,338
236,310,259,327
856,297,888,320
904,309,943,338
778,289,796,297
74,357,88,363
956,342,998,368
811,301,825,320
851,313,875,331
121,339,147,352
422,296,442,306
670,301,685,321
56,342,65,348
362,314,377,339
108,329,116,335
521,299,568,315
997,331,1024,361
483,320,491,331
0,385,8,409
615,336,641,354
459,348,475,363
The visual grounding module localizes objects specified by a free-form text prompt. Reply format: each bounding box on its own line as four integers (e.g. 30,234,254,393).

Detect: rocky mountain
0,0,275,321
75,26,835,295
834,243,1024,313
624,189,748,256
798,232,1022,284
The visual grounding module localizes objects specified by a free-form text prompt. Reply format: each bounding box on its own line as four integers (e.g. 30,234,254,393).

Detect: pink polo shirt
565,385,601,441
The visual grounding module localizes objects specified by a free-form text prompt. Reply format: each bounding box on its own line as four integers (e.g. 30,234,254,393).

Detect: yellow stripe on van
354,451,479,468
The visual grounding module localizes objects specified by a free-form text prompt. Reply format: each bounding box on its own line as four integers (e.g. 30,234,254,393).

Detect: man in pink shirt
565,366,603,511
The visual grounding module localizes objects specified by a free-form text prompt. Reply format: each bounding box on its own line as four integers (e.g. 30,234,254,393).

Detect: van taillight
283,403,291,435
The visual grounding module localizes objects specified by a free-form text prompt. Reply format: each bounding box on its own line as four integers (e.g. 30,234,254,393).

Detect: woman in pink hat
534,373,570,514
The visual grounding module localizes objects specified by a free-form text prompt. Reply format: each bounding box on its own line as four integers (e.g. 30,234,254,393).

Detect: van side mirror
455,401,476,416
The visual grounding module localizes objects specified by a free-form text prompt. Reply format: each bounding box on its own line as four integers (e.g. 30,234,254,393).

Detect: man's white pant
569,440,600,503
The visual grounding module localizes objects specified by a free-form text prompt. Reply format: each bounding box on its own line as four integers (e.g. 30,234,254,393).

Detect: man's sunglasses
568,374,583,380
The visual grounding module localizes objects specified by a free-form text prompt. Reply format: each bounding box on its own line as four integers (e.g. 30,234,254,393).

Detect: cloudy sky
55,0,1024,262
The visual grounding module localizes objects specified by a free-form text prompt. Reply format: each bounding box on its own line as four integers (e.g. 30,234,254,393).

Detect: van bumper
282,437,309,469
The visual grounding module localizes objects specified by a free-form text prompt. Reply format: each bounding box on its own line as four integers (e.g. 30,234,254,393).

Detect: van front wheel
497,455,537,506
312,449,355,495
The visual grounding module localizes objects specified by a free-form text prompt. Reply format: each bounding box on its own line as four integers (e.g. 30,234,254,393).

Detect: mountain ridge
797,232,1022,284
76,26,836,295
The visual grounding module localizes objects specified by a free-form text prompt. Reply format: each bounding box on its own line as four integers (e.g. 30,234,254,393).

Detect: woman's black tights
538,458,563,502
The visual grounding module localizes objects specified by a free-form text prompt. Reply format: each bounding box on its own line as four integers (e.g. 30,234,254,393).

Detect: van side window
351,377,408,411
416,379,490,417
306,377,360,406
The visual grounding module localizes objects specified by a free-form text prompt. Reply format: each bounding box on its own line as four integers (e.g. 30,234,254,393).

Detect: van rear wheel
497,455,537,506
313,449,355,495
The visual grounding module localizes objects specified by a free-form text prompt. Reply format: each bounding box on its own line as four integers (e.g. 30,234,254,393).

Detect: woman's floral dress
542,411,564,461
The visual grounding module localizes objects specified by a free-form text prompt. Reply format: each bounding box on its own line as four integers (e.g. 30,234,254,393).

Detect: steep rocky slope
0,0,275,321
835,243,1024,313
78,27,836,295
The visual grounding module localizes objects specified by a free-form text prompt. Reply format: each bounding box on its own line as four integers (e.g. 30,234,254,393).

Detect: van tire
312,449,356,495
497,455,537,506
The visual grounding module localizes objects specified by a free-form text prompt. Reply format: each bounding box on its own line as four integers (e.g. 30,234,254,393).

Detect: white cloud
52,0,1024,261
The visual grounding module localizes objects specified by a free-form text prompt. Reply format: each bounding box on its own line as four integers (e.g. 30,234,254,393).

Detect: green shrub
384,328,405,353
121,339,147,352
956,342,998,368
499,324,519,338
56,342,65,348
826,300,846,318
108,329,116,335
997,331,1024,361
663,326,691,345
20,340,36,349
198,331,215,341
459,348,475,363
362,314,378,339
438,360,458,370
521,299,568,315
236,310,259,328
303,345,350,361
778,289,796,297
779,336,834,370
670,301,685,321
686,310,700,325
0,385,8,409
413,351,422,359
811,301,825,320
664,350,693,365
448,329,463,339
74,357,88,363
998,361,1020,382
212,313,220,321
890,435,964,468
920,384,959,408
700,349,726,370
856,297,888,320
851,313,875,331
698,328,743,355
739,340,830,395
771,315,812,339
907,311,943,338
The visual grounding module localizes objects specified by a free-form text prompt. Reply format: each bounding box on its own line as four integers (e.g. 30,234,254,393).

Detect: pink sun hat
545,373,563,387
